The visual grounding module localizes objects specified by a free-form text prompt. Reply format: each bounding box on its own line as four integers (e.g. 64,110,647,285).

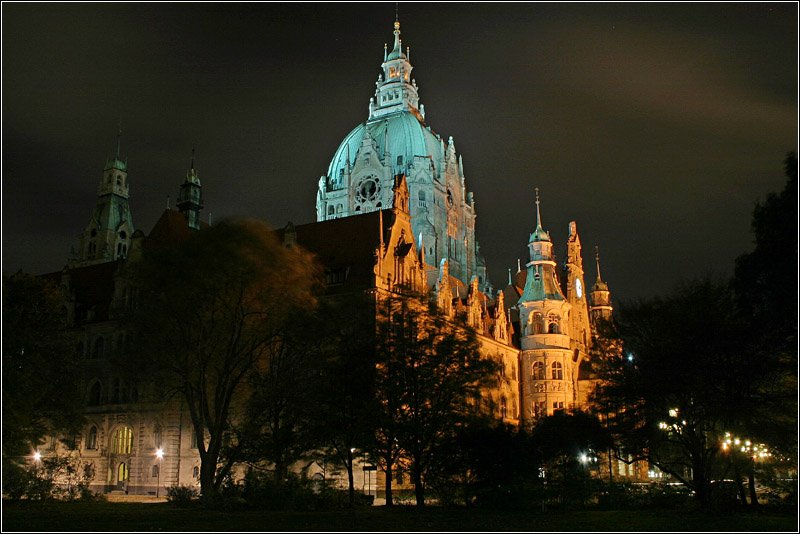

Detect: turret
177,148,204,230
369,18,423,121
589,246,614,326
70,130,135,267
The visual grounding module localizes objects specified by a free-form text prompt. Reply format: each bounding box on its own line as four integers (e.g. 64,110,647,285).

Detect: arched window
112,378,121,403
192,466,200,479
154,425,162,449
532,361,545,380
327,205,334,216
152,465,160,478
547,314,560,334
418,190,426,207
86,426,98,450
111,426,133,454
500,396,508,419
93,337,104,359
533,313,544,334
88,382,102,405
117,462,129,483
551,361,563,380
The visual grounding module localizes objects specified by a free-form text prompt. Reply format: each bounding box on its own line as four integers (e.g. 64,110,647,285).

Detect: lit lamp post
155,448,164,498
32,450,42,463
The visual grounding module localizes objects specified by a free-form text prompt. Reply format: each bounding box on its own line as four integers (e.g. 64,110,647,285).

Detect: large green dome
327,110,444,184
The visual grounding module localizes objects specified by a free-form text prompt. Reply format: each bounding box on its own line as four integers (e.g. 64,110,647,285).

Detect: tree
129,219,318,499
591,278,752,507
237,308,320,484
369,290,499,508
731,152,798,503
2,272,84,492
530,411,611,506
309,293,378,508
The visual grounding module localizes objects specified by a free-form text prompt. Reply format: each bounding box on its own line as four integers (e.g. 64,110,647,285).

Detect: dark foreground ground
2,501,797,532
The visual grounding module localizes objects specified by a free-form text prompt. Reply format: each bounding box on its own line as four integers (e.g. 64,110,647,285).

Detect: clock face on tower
355,174,381,208
575,278,583,299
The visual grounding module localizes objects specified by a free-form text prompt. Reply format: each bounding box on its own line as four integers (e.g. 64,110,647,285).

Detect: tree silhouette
129,219,318,499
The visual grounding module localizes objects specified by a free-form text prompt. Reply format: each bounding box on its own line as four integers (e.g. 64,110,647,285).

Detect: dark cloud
2,2,796,303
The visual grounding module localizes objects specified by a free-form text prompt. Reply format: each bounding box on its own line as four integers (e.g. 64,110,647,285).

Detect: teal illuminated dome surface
326,111,444,187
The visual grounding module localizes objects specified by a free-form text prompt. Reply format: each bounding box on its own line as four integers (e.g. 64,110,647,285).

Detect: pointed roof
592,245,609,291
386,19,405,61
530,187,551,242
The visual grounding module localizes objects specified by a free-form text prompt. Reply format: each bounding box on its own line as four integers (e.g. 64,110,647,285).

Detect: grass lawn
2,501,797,532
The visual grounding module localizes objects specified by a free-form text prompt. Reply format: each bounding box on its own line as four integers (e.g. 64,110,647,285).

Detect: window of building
88,382,102,405
191,431,198,449
193,466,200,479
532,401,546,418
111,426,133,454
418,190,426,207
500,396,507,419
551,361,563,380
86,426,98,450
154,425,162,449
532,361,545,380
112,378,121,403
152,465,159,478
553,401,565,413
397,155,403,166
547,313,560,334
396,472,404,485
117,462,129,483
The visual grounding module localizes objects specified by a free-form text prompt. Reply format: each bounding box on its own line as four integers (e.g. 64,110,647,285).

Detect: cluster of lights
578,451,599,465
721,432,772,460
657,408,687,433
647,470,664,479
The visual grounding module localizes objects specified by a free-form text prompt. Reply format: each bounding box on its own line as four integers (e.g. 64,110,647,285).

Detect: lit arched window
111,426,133,454
117,462,129,483
192,466,200,479
532,361,545,380
86,426,98,450
551,361,563,380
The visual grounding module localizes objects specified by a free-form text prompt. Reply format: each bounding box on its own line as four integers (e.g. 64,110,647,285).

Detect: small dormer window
116,176,122,186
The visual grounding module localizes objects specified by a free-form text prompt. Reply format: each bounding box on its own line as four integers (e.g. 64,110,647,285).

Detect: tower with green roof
70,131,135,267
177,148,203,230
516,189,575,422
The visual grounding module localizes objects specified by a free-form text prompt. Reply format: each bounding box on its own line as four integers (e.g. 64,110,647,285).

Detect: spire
535,187,542,229
517,258,521,272
507,268,512,285
115,122,122,160
595,245,603,282
388,16,403,60
190,145,195,172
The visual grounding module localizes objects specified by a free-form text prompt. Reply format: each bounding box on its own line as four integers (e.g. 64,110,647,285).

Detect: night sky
3,3,797,302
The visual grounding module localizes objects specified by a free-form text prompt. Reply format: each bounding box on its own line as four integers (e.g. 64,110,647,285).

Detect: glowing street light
155,448,164,498
32,451,41,462
579,453,589,464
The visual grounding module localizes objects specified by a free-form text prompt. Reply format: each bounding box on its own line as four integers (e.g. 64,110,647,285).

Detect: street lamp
155,448,164,498
32,450,42,462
